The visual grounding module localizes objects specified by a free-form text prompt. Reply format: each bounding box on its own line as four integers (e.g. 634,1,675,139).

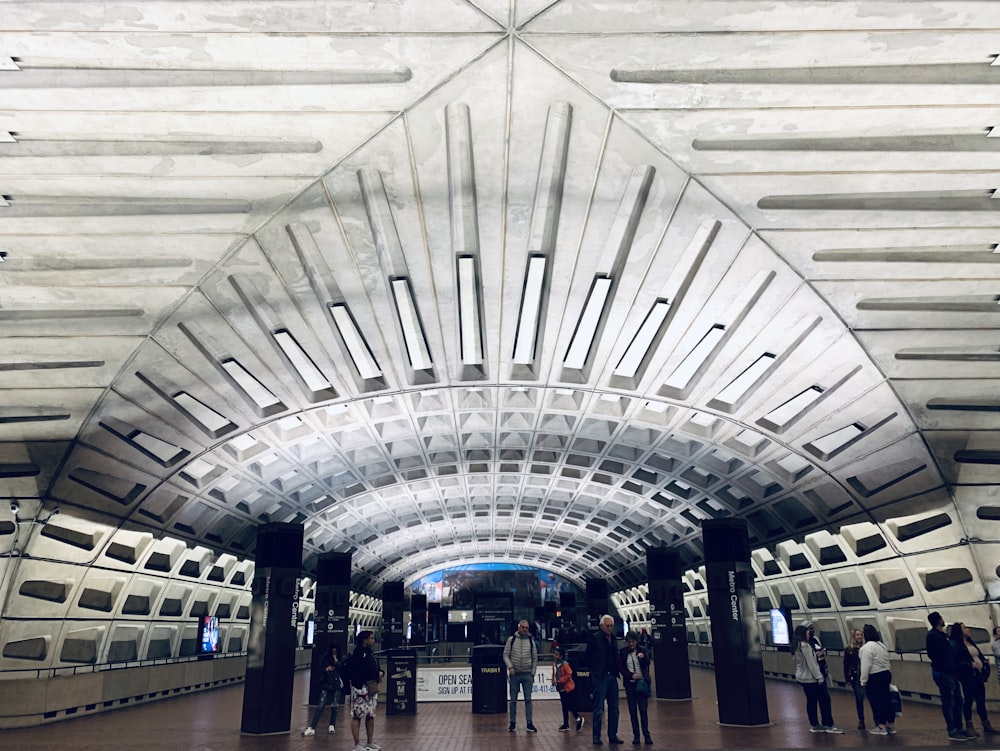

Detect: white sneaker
328,725,336,734
355,745,367,751
302,727,315,736
365,743,382,751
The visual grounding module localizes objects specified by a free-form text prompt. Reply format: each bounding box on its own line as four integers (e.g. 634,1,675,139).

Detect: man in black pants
585,614,624,746
927,611,969,742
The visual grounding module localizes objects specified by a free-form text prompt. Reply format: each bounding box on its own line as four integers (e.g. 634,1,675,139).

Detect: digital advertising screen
304,617,316,647
198,615,221,654
769,608,791,650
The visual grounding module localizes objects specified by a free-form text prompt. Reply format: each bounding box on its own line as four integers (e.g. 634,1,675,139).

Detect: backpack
505,634,536,666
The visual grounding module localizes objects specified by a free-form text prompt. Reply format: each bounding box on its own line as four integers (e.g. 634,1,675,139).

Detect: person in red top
551,646,584,732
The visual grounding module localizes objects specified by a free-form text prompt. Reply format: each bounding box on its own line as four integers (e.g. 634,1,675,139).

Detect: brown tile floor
0,666,989,751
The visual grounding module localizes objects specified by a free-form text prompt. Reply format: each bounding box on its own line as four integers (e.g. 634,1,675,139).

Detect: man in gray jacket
503,619,538,732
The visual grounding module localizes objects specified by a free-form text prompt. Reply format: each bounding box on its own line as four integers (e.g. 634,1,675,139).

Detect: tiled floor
0,666,990,751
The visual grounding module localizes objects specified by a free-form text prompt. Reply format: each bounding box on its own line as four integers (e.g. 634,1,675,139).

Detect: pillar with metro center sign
703,518,769,726
241,522,304,734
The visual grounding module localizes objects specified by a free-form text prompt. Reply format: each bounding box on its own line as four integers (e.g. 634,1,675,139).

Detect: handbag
889,684,902,715
635,678,651,697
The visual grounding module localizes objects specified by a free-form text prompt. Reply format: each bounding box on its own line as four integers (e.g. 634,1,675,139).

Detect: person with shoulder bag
859,624,895,735
303,642,345,736
952,622,995,735
551,646,584,732
347,630,384,751
618,630,653,745
842,628,867,730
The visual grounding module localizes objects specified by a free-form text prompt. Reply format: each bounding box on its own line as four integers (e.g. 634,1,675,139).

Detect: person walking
926,612,968,741
842,628,867,731
859,624,894,735
586,614,625,746
791,624,843,734
347,630,384,751
503,619,538,733
551,645,584,732
951,622,995,736
619,630,653,745
303,642,345,736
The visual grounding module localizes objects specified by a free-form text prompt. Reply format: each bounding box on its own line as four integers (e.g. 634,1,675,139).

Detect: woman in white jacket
792,624,843,734
859,624,895,735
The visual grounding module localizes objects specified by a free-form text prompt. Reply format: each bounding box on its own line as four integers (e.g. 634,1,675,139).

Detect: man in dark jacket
585,614,624,745
347,631,384,751
927,611,968,741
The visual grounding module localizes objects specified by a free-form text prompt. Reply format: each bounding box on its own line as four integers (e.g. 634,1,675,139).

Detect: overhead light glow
513,256,547,365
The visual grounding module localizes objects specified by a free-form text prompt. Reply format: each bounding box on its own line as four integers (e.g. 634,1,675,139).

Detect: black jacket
347,645,380,687
586,629,619,680
927,627,957,674
318,649,344,692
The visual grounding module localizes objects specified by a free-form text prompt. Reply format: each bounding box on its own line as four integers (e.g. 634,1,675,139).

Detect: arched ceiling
2,1,998,595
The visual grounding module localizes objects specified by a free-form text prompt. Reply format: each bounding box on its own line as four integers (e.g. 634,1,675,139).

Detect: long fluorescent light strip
457,256,483,365
713,354,776,406
810,424,864,456
330,304,382,380
173,392,232,433
391,278,433,370
615,300,671,377
273,330,333,392
513,256,547,365
761,386,823,429
662,325,725,392
221,358,282,410
564,277,613,370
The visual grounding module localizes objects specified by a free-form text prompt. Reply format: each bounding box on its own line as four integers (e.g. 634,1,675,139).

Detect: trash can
470,644,506,714
565,644,593,709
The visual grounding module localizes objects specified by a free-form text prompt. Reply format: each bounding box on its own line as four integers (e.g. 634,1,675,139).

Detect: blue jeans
932,670,964,733
508,671,533,725
591,673,620,740
850,670,866,724
309,687,341,729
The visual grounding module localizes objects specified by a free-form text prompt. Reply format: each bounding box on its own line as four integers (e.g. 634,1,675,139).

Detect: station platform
0,666,986,751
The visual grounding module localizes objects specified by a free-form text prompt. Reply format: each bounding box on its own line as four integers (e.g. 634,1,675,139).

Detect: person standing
951,622,995,736
551,645,584,732
639,628,653,660
619,630,653,745
303,642,345,736
791,624,843,734
586,614,624,746
991,627,1000,688
842,628,867,730
926,612,968,742
503,619,538,733
347,630,384,751
859,624,894,735
803,621,828,682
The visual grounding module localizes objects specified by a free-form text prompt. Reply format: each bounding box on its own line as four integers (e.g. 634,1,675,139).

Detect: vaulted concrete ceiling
2,1,998,595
